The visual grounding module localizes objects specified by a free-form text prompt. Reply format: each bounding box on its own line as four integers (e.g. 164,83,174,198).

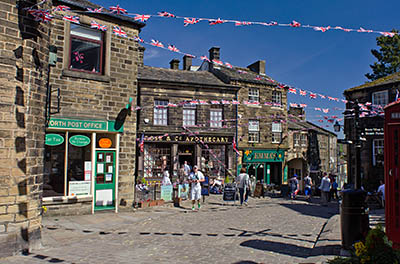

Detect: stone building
287,107,337,190
42,0,144,215
343,73,396,189
0,0,144,256
200,47,289,186
137,56,239,187
0,0,51,257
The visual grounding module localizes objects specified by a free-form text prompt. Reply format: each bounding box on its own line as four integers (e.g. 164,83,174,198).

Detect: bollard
340,189,369,249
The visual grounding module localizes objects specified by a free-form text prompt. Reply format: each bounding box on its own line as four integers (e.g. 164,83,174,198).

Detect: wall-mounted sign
69,135,91,147
68,181,91,196
99,138,112,148
48,118,123,132
45,133,64,146
242,149,285,163
362,128,384,136
145,134,232,144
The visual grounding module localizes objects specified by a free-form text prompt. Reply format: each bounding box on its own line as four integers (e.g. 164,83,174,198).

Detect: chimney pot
183,55,192,71
209,47,220,61
169,59,180,70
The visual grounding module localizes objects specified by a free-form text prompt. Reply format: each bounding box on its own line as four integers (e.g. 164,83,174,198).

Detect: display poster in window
99,138,112,148
178,184,189,199
84,161,91,181
107,165,113,173
97,153,104,162
161,185,173,201
105,173,112,182
97,163,104,173
68,181,91,196
106,154,112,163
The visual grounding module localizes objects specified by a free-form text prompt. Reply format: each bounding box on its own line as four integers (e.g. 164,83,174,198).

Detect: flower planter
139,201,149,208
149,200,157,207
156,199,165,206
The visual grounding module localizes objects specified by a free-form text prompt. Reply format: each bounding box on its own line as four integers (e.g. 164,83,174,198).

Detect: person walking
236,167,250,206
304,174,313,201
289,174,299,200
331,177,338,200
189,166,205,211
377,180,385,208
319,173,331,206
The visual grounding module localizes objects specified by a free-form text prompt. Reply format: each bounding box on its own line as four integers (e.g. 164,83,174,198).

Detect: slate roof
55,0,146,28
288,117,335,136
212,65,277,86
138,66,238,89
345,71,400,93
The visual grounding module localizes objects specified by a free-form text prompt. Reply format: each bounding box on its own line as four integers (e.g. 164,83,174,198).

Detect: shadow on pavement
240,239,311,258
278,202,339,219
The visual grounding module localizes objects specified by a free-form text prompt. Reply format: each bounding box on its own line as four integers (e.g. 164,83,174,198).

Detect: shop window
373,138,384,166
293,133,300,147
272,122,282,143
210,109,223,128
154,100,168,125
249,88,259,103
183,104,196,127
44,132,66,197
301,133,307,146
272,91,282,106
248,120,259,143
143,144,171,179
69,24,103,74
201,146,226,177
43,132,93,197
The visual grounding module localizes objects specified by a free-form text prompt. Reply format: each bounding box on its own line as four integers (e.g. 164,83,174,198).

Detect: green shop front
43,118,122,214
241,149,287,185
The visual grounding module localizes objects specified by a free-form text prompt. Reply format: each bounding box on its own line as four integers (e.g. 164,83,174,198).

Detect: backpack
290,178,298,191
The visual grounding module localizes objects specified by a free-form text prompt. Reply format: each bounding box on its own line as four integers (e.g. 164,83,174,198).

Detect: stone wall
47,9,142,209
0,0,50,257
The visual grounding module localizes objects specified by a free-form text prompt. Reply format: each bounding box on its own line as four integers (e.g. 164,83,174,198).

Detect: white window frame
183,104,196,127
272,91,282,106
272,122,282,144
372,138,384,166
293,133,300,147
154,100,168,126
210,109,223,128
301,133,307,146
248,88,259,103
248,120,259,143
372,90,388,107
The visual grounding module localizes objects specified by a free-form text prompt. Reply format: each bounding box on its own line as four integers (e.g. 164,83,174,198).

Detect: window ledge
43,195,92,205
62,69,110,83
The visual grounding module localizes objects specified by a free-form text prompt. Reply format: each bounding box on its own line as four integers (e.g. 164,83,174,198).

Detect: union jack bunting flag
331,116,338,119
210,100,220,104
278,83,286,89
184,18,200,26
300,104,307,108
168,45,180,52
328,96,335,101
288,88,297,94
212,59,223,66
290,103,298,107
310,93,317,99
200,56,210,62
313,26,330,32
221,100,230,104
90,21,107,31
235,21,252,26
113,26,127,37
53,5,70,11
334,26,351,32
133,36,144,42
319,94,326,99
199,100,208,105
315,107,321,111
209,18,225,25
139,134,144,153
322,108,329,113
380,32,396,37
87,7,103,13
232,137,240,156
232,100,240,105
357,27,373,33
167,103,177,107
290,20,301,27
63,15,80,24
29,10,53,23
318,120,324,123
299,90,306,96
151,39,164,48
225,62,233,68
158,11,175,17
134,14,151,22
255,76,262,81
109,5,127,15
261,21,278,26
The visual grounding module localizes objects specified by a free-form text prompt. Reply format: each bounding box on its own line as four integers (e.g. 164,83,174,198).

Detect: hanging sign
69,135,91,147
45,133,64,146
99,138,112,148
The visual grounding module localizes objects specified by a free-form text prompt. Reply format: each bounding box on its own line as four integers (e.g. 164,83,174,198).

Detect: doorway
178,145,195,169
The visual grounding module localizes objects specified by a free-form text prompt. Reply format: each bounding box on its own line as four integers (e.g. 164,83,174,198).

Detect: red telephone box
384,101,400,249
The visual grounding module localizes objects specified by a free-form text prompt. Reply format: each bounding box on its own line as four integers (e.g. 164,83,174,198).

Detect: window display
201,146,226,177
144,144,171,179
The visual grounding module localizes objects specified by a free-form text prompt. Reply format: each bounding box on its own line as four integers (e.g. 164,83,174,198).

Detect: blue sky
97,0,400,137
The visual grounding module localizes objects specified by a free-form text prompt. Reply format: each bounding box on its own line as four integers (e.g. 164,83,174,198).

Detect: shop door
94,151,116,211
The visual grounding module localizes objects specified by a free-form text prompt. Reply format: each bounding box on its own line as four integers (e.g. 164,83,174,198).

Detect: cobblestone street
2,196,339,264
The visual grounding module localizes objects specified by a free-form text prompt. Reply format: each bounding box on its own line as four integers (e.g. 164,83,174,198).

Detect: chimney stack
169,59,180,70
247,60,266,75
209,47,220,61
138,46,145,67
183,55,192,71
289,106,306,120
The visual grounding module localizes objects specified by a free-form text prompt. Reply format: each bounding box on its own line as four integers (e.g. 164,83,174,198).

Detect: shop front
241,149,286,185
136,134,234,202
43,118,123,215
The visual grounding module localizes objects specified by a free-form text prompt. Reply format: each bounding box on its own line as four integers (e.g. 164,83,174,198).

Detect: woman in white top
236,167,250,205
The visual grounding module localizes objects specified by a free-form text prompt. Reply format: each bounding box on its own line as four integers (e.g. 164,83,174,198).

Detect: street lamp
334,121,341,132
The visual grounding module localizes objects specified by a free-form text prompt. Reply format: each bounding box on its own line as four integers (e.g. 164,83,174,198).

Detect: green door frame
94,150,116,211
